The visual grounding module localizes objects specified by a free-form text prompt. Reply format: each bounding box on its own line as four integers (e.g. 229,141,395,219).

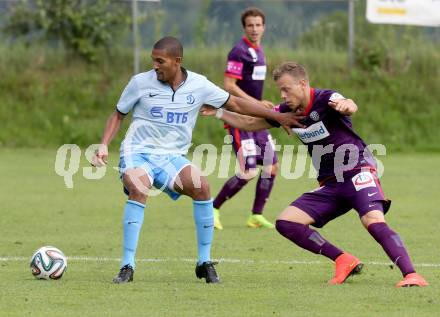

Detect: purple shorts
292,169,391,228
229,127,278,171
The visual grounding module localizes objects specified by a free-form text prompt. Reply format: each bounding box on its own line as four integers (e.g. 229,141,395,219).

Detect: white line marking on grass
1,256,440,268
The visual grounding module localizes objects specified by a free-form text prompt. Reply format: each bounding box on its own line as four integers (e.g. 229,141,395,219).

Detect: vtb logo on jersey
150,107,163,118
166,112,188,124
150,106,188,124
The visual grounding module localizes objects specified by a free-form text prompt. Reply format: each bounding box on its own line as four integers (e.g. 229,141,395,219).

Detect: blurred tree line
1,0,438,68
0,0,361,60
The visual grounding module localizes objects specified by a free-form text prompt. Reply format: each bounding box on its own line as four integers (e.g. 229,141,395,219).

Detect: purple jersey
224,36,267,100
272,88,376,183
224,36,276,168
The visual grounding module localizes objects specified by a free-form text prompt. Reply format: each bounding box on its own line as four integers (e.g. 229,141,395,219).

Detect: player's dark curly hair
241,7,265,27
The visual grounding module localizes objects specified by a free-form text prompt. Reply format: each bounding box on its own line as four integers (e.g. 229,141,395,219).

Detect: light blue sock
121,200,145,269
193,199,214,265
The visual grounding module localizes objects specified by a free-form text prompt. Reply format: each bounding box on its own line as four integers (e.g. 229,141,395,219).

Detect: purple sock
213,175,249,209
252,173,275,214
275,220,343,261
368,222,415,276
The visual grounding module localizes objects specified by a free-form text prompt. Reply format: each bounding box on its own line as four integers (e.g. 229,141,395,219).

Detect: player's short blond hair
273,62,309,82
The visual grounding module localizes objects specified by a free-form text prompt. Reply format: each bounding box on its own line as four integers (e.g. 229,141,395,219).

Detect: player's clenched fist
199,105,217,117
328,98,358,115
91,144,109,167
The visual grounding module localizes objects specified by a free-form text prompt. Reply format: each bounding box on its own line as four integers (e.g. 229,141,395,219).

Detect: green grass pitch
1,149,439,316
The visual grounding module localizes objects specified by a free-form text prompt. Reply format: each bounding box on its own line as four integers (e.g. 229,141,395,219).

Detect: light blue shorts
119,153,192,200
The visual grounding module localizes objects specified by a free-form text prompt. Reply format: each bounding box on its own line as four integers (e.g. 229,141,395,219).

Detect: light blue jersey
117,69,229,156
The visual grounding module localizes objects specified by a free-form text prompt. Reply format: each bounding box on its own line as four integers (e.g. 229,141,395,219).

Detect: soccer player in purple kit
201,62,429,287
213,7,278,230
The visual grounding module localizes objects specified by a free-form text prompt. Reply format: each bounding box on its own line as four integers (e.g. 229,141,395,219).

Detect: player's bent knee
263,163,278,176
191,179,211,200
275,219,304,241
271,163,278,175
123,169,151,200
128,192,148,204
237,174,254,181
125,183,148,201
277,206,315,225
239,168,259,180
361,210,385,229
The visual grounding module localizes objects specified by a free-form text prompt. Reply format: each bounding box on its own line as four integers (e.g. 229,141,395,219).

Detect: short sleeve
320,90,343,117
224,48,243,80
203,79,230,109
116,77,141,114
328,91,346,102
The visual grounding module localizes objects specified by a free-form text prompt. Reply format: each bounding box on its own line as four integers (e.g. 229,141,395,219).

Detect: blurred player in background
202,62,428,287
213,7,278,230
92,37,302,284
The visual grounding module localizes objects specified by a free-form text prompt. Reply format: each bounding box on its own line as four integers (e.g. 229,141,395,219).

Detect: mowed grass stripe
2,256,440,268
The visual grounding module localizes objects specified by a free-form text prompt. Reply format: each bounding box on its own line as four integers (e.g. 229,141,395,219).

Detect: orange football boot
328,253,363,285
396,273,429,287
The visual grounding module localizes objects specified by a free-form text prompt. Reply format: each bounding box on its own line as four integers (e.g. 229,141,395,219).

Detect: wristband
215,108,224,119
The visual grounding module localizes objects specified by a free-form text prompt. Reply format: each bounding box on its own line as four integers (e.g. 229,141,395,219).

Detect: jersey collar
242,36,260,50
181,67,188,80
173,67,188,91
159,67,188,90
303,88,315,116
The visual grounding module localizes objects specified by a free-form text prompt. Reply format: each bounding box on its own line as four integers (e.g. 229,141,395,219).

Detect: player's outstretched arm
224,95,304,128
224,76,273,109
91,111,125,167
328,98,358,116
200,105,271,132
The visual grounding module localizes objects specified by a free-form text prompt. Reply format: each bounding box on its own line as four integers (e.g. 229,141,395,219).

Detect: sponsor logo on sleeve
351,171,377,191
226,61,243,76
292,121,329,143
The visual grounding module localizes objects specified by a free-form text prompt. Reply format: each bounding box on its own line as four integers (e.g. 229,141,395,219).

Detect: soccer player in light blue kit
92,37,302,284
